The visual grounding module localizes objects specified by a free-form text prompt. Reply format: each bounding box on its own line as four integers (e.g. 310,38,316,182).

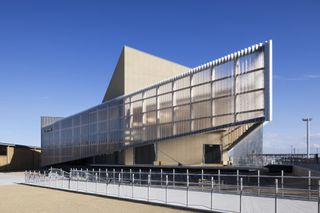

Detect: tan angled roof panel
102,46,190,102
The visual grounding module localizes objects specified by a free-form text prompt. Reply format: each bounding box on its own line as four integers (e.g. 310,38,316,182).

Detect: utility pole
302,118,312,159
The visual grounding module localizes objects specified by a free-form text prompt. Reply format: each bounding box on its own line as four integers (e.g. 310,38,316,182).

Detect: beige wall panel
8,147,14,164
156,133,222,165
0,156,7,166
103,46,189,102
124,46,189,95
221,136,230,164
124,147,134,165
0,146,40,171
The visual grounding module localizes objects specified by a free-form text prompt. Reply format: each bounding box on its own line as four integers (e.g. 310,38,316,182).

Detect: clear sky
0,0,319,153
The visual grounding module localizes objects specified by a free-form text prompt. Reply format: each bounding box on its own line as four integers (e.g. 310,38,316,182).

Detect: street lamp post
302,118,312,159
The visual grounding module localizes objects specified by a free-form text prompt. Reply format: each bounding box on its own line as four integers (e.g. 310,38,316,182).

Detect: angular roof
102,46,190,102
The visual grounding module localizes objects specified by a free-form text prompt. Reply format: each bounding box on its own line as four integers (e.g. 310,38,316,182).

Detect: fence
25,168,320,213
238,154,320,167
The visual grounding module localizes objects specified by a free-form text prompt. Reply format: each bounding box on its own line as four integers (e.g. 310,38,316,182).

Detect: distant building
0,142,41,171
41,41,272,167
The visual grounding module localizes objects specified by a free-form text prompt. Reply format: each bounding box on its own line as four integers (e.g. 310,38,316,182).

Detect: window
0,146,7,156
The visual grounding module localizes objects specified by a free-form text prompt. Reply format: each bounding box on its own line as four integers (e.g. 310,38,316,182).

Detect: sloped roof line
123,45,190,69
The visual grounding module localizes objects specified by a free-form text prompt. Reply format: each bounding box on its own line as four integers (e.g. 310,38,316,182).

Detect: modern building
0,142,41,171
41,40,272,167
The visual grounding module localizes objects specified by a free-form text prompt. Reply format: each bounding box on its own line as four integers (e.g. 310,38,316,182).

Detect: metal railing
236,153,320,167
25,168,320,213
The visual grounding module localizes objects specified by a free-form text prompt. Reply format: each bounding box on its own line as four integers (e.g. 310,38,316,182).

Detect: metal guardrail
25,168,320,213
69,168,320,199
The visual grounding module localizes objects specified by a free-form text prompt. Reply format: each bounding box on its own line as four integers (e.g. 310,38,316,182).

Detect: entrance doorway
204,144,221,164
134,144,155,164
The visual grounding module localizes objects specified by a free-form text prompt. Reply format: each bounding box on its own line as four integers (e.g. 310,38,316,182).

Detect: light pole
302,118,312,159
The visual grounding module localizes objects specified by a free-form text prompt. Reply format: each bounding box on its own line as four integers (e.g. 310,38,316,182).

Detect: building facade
41,41,272,167
0,142,41,171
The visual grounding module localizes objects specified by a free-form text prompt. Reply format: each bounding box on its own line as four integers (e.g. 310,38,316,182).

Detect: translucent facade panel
131,101,142,115
192,68,211,85
144,97,157,112
212,97,234,116
131,128,143,142
73,115,81,126
124,116,131,129
73,126,80,140
89,125,98,137
131,93,143,102
158,82,172,94
239,51,264,74
236,70,264,93
61,129,71,145
174,76,190,90
98,108,108,121
61,118,72,129
192,118,211,131
124,130,131,142
118,103,125,118
144,111,157,125
144,125,157,141
236,90,264,113
212,78,233,98
125,97,130,104
81,112,89,125
174,121,190,135
212,61,234,80
124,104,130,117
109,107,120,122
237,111,264,122
173,88,190,106
192,83,211,102
212,115,234,126
192,100,211,119
174,105,190,122
158,108,172,124
144,88,157,98
108,119,121,131
97,132,106,145
80,125,89,144
98,121,108,133
89,111,98,140
89,110,98,123
158,93,172,109
159,124,173,138
132,113,143,127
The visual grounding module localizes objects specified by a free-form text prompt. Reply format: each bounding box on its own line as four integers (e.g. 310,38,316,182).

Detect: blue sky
0,0,319,153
